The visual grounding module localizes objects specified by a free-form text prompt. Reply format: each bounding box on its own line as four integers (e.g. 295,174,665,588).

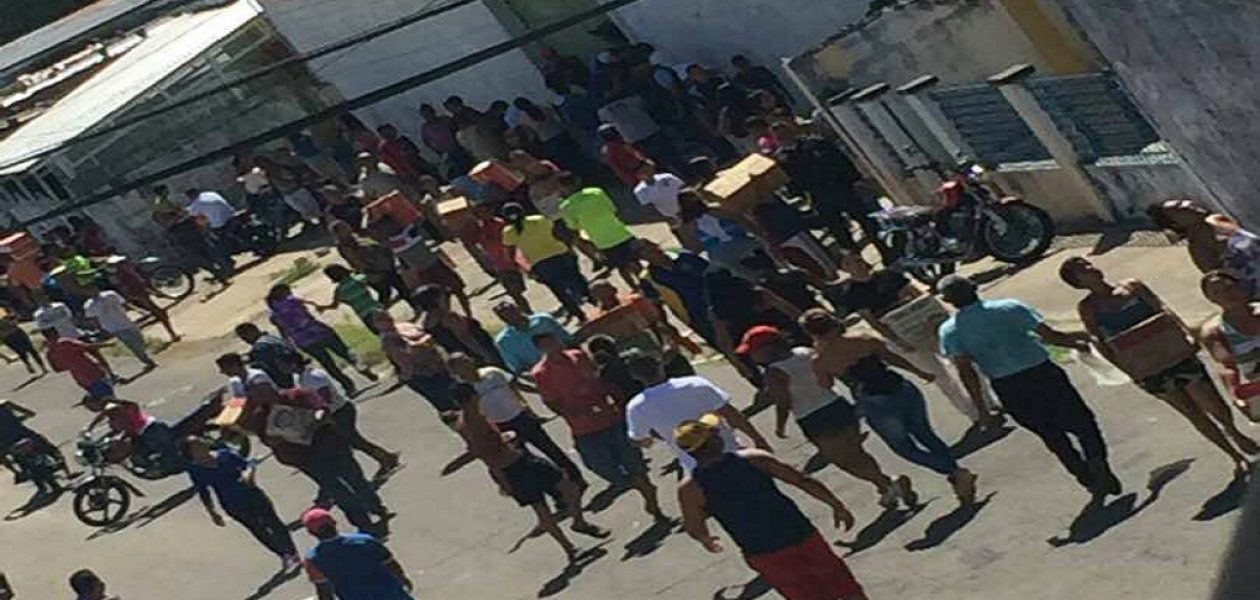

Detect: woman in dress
1062,257,1255,474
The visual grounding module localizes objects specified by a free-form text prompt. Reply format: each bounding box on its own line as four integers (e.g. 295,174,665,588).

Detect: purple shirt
268,295,333,348
421,118,458,154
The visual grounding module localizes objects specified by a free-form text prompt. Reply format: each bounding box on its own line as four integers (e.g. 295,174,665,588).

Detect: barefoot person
676,414,869,600
739,325,905,509
531,332,666,521
1200,270,1260,423
803,310,977,505
1062,257,1256,473
449,383,609,560
937,274,1121,500
182,437,300,571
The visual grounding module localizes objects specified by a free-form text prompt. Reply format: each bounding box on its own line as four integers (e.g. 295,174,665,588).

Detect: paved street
0,242,1251,600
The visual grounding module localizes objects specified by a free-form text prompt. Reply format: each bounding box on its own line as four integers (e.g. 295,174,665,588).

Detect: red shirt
601,140,647,187
531,349,621,435
47,338,106,387
378,138,423,182
476,217,516,272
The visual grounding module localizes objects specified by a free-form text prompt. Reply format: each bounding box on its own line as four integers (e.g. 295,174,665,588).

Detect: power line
21,0,643,226
0,0,480,172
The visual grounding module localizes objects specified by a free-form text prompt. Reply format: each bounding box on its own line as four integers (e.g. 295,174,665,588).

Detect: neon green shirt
559,187,633,250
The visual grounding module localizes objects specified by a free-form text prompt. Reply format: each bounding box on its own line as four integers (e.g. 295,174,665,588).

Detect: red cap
301,507,335,533
736,325,785,354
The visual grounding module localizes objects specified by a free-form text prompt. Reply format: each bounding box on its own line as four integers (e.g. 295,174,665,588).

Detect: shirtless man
448,383,608,560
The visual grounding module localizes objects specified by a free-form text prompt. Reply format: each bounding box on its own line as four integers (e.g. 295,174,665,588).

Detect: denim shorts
85,378,114,399
573,421,646,487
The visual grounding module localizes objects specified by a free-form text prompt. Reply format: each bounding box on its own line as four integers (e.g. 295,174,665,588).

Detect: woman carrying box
1062,258,1256,475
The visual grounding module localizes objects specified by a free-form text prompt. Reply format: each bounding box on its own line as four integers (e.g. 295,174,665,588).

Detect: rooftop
0,0,166,78
0,0,260,176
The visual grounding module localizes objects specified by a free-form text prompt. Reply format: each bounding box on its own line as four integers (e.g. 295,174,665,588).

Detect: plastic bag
1071,346,1131,387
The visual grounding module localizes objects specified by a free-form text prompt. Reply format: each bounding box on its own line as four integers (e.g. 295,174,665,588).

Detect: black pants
225,489,297,558
531,254,589,317
991,361,1117,491
497,413,586,486
3,329,43,370
300,449,383,530
302,333,359,392
368,270,413,307
331,403,390,460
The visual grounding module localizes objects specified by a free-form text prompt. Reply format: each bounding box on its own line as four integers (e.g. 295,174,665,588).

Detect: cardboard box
878,294,951,347
1106,313,1196,379
437,195,476,235
364,191,422,227
0,232,40,262
704,153,790,213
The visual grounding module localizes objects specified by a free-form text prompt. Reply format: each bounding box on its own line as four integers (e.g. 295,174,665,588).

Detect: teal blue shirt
938,298,1049,379
494,313,572,374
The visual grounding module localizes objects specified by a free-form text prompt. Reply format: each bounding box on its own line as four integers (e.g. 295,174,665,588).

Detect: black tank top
692,453,816,555
842,354,904,396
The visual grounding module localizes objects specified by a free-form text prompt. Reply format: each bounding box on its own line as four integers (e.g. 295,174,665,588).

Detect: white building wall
257,0,550,142
602,0,868,75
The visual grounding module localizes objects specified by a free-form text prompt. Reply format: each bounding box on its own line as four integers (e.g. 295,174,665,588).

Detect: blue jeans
858,380,958,476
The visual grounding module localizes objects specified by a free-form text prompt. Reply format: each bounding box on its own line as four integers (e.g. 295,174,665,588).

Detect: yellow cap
673,413,722,452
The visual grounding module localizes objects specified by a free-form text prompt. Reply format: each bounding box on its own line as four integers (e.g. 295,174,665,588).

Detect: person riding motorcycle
80,395,182,476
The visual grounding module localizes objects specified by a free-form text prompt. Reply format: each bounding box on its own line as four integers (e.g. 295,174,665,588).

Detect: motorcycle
132,257,196,303
220,210,280,259
70,430,146,527
871,161,1055,286
7,437,63,495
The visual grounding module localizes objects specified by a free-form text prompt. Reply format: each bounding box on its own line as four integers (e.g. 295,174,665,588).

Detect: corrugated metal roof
0,0,164,76
0,0,260,175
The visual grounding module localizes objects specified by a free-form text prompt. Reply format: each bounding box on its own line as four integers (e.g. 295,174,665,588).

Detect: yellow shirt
501,216,569,265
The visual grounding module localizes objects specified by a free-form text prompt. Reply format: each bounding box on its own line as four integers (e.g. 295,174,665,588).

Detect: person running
83,287,156,371
318,264,384,333
0,309,45,375
531,332,666,520
234,323,302,388
624,351,772,471
937,274,1122,500
557,173,642,287
1062,258,1256,474
447,352,583,482
266,284,378,395
1200,270,1260,421
501,203,590,322
449,383,608,560
829,251,988,420
282,355,400,479
675,415,868,600
493,301,572,376
469,204,534,313
43,329,115,399
183,437,300,571
372,310,458,416
414,284,503,368
739,325,907,509
302,508,416,600
802,310,977,505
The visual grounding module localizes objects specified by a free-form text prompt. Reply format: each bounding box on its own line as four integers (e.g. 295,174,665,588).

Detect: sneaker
895,475,919,508
950,469,978,505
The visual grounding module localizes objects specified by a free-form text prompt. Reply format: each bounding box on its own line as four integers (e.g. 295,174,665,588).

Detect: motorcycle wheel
984,202,1055,264
909,262,957,289
146,263,196,302
73,477,131,527
204,426,252,458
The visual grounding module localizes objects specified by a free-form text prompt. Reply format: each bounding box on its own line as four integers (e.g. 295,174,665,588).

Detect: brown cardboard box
437,195,475,234
1106,313,1196,379
704,153,790,213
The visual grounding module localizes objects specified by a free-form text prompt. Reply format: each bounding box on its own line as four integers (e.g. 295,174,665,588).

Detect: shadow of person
1048,458,1192,546
10,374,44,392
241,565,304,600
905,493,995,551
621,517,681,561
538,544,609,597
4,487,65,521
86,486,197,540
439,451,478,476
835,501,932,556
713,575,772,600
950,423,1016,460
1195,470,1249,521
586,484,632,514
802,451,831,474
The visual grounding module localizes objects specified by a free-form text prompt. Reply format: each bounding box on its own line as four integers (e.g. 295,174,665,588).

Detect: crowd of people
4,39,1260,600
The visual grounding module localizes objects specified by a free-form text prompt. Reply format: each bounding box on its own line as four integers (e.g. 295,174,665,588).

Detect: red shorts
744,532,864,600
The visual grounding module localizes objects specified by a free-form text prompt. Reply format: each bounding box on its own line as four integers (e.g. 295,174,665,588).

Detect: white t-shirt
300,366,348,412
34,302,81,338
634,173,685,219
626,375,739,470
228,367,278,398
597,95,659,143
240,168,271,194
84,290,135,333
473,366,524,423
186,191,235,229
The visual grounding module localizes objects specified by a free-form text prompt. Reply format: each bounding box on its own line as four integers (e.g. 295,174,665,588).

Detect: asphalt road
0,329,1249,600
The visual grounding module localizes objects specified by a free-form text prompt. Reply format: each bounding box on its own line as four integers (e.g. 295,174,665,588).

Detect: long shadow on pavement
905,493,996,551
241,567,303,600
587,484,632,513
4,488,65,521
622,517,681,561
836,501,931,556
87,486,197,540
1048,458,1192,547
713,576,772,600
538,544,609,598
950,424,1016,460
1194,471,1249,521
10,374,45,392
